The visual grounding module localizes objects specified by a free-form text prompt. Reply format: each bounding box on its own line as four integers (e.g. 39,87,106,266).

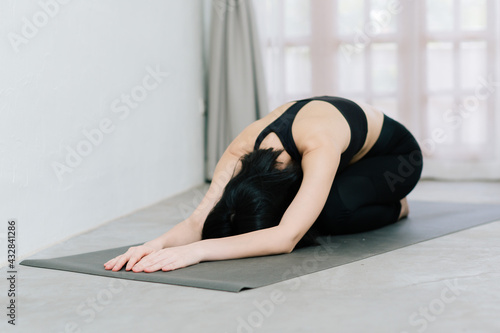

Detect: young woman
104,96,423,273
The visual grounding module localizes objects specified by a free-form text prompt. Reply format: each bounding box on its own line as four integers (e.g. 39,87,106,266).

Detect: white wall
0,0,205,264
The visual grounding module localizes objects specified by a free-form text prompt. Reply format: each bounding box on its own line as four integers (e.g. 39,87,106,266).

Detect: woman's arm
149,118,270,249
130,144,341,273
146,147,243,250
105,135,247,271
197,144,341,259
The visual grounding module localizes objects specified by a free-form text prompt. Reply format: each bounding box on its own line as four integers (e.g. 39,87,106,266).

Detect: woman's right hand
104,241,163,272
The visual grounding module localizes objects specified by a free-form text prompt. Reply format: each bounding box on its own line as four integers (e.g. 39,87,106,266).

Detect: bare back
228,98,385,166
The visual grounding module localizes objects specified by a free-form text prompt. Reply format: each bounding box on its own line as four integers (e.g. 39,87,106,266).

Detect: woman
104,96,423,273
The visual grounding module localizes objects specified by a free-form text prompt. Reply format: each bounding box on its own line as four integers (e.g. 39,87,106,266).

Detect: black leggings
312,114,423,235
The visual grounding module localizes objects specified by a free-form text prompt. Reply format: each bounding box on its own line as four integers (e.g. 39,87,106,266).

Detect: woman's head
201,148,303,240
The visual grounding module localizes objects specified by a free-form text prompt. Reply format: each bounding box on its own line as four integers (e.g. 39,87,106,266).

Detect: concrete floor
2,180,500,333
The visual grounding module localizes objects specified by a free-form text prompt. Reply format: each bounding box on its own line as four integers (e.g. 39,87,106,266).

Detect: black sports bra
254,96,368,172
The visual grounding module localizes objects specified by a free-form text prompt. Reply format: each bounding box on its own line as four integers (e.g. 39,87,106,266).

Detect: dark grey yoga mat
21,201,500,292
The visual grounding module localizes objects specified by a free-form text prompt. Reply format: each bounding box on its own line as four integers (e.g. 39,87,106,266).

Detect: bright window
254,0,500,178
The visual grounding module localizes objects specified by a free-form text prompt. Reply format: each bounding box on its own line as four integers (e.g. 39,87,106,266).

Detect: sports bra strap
254,99,312,161
253,96,368,170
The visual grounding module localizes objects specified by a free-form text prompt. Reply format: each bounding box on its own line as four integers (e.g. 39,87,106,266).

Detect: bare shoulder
292,100,351,155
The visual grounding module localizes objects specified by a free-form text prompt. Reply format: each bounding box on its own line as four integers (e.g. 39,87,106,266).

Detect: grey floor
2,180,500,333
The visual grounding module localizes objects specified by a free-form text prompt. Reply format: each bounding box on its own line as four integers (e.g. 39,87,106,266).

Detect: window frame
256,0,500,179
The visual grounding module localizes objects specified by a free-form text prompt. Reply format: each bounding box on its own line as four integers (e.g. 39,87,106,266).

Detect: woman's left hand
131,244,203,273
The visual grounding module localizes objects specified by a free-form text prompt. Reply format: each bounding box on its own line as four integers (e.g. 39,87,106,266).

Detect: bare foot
398,197,409,220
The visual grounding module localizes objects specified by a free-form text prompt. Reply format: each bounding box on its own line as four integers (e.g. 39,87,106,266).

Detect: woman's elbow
259,226,298,255
282,244,295,254
276,235,298,254
271,242,294,255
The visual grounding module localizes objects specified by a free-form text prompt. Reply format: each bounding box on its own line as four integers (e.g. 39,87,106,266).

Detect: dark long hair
202,148,317,248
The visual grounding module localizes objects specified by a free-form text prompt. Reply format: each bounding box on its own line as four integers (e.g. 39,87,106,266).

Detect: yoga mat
21,201,500,292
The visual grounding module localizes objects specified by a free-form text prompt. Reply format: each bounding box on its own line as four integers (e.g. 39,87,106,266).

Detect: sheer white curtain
253,0,500,180
205,0,268,180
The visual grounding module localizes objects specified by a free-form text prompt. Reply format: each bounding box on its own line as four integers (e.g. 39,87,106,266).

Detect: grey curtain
205,0,268,180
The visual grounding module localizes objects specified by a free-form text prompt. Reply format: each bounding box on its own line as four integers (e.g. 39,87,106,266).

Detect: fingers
126,247,157,270
161,263,177,272
104,247,183,273
125,252,147,271
132,251,174,273
131,253,155,272
125,257,138,271
104,258,116,267
104,247,137,271
104,256,121,270
138,261,165,273
111,254,130,271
